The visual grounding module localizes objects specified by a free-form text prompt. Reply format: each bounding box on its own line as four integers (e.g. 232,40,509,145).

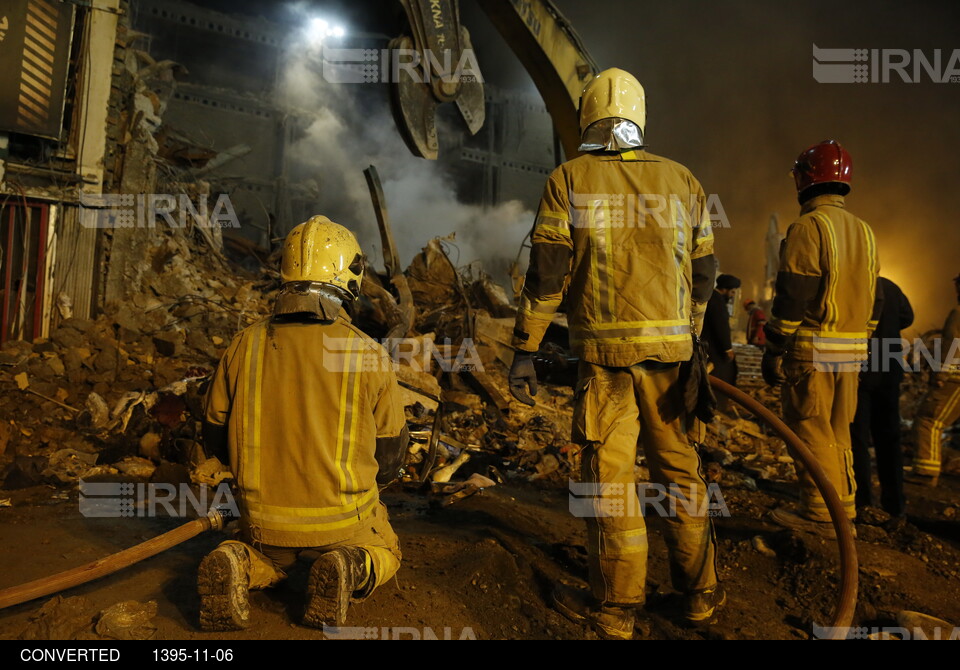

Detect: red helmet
792,140,852,194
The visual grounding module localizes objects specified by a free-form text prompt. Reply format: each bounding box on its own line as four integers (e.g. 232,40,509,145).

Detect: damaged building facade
0,0,556,343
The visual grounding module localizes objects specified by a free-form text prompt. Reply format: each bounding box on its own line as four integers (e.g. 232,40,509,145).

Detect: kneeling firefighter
199,216,408,631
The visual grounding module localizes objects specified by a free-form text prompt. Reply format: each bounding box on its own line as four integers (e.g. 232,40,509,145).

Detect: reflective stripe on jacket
941,305,960,377
767,194,882,363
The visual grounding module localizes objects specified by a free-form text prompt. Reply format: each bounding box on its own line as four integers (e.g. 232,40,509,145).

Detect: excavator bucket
389,0,485,160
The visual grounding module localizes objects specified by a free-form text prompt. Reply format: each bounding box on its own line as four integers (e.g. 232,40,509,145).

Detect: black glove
761,349,785,387
375,425,410,488
680,335,717,424
509,352,538,406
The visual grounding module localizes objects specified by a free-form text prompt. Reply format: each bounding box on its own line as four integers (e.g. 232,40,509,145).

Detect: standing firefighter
508,68,721,639
762,140,882,534
908,272,960,486
199,217,408,631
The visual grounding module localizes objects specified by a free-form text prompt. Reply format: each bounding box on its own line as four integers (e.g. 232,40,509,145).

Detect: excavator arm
389,0,598,162
475,0,598,161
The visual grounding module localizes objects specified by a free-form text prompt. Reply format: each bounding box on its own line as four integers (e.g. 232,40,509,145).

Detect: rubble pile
0,228,271,490
697,380,799,492
364,235,582,491
2,222,955,506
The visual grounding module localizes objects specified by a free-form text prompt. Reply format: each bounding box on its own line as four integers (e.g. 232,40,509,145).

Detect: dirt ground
1,470,959,641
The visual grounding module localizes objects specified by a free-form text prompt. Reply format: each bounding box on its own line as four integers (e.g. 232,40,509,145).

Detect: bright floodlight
306,17,346,44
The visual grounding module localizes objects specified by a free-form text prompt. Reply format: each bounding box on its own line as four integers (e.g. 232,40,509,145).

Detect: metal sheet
0,0,76,139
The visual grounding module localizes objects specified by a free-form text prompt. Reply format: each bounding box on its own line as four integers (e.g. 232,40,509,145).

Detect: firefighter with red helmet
762,140,883,536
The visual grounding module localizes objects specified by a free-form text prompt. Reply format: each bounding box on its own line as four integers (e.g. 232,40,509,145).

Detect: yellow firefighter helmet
280,216,364,300
579,68,646,135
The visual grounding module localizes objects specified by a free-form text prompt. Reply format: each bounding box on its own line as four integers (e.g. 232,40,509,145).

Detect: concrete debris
81,465,119,479
191,457,233,487
95,600,159,641
19,596,95,641
751,535,777,558
0,208,272,489
139,432,162,461
43,450,99,484
431,451,471,484
78,393,111,433
434,472,498,506
115,457,157,479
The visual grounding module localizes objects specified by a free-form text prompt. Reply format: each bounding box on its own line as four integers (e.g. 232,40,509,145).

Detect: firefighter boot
197,544,252,631
684,585,726,624
303,547,370,628
552,584,636,640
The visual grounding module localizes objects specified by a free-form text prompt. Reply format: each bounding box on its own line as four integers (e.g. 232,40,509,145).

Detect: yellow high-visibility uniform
912,305,960,476
767,194,882,521
512,148,718,604
205,316,405,588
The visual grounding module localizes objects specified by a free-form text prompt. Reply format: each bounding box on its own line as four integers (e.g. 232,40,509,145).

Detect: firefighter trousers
912,378,960,477
217,502,401,599
781,358,859,522
573,359,718,606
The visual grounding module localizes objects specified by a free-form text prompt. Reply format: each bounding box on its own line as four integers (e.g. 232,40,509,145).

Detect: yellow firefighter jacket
511,150,717,367
940,305,960,378
766,194,882,363
204,316,405,547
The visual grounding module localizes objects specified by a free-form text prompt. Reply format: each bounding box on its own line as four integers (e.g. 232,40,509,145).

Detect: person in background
850,277,913,518
703,274,741,409
744,299,767,347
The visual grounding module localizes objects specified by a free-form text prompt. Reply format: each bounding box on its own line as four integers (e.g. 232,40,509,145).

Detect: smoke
276,37,533,289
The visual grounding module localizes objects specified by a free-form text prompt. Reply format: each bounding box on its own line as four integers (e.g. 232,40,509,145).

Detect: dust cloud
276,32,533,289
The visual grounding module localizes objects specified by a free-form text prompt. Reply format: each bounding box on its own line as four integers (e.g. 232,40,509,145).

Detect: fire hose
709,376,858,637
0,510,225,611
0,380,857,637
